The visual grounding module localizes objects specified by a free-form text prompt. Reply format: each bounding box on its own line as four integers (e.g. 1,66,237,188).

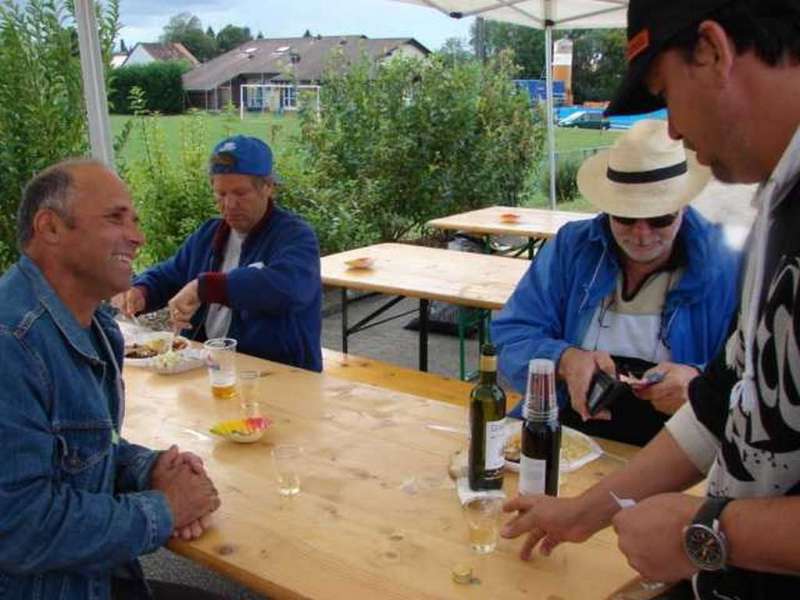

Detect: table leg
418,299,429,372
341,288,348,354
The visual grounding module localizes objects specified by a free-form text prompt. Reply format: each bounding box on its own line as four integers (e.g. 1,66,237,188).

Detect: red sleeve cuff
198,272,229,305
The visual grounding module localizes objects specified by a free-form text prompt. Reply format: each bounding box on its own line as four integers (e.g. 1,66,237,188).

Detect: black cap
481,343,496,357
606,0,734,116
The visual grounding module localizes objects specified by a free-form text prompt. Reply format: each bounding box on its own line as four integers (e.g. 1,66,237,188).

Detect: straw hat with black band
577,119,711,218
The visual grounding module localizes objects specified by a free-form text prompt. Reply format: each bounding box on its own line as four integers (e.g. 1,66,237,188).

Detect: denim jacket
0,256,173,600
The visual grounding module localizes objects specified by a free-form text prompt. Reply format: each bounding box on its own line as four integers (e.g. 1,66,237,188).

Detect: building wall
123,46,154,67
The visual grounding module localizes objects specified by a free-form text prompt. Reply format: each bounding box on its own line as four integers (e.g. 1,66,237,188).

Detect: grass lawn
111,112,301,164
111,112,620,213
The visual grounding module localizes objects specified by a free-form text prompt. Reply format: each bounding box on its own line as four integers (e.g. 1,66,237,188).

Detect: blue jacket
492,208,741,413
0,256,173,600
134,205,323,372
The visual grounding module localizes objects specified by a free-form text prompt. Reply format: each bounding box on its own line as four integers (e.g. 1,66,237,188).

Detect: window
281,86,297,109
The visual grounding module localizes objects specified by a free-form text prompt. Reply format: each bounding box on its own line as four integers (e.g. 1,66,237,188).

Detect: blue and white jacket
492,207,741,413
134,204,322,372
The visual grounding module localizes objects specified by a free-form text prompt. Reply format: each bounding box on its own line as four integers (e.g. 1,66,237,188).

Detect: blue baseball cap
209,135,273,177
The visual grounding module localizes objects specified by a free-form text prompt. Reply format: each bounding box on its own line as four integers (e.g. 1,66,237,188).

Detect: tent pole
544,6,557,209
74,0,114,166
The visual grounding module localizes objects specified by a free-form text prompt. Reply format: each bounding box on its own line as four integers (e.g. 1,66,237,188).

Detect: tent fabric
393,0,628,29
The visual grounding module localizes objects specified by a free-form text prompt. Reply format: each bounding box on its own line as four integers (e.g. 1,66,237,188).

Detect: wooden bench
322,348,521,410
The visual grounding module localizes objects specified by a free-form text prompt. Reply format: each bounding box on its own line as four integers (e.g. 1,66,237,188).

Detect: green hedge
110,61,189,115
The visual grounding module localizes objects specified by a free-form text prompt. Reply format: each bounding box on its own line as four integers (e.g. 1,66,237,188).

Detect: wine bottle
519,358,561,497
468,343,507,490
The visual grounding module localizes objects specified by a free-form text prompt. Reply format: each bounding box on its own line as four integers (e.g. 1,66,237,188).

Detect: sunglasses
611,212,679,229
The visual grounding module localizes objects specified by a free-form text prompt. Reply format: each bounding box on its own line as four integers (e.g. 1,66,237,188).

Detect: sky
117,0,475,53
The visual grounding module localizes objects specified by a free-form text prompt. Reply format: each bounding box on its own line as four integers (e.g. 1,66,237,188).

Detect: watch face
684,524,726,571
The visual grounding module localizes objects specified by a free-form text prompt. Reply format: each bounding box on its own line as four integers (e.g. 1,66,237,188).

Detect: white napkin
456,476,506,506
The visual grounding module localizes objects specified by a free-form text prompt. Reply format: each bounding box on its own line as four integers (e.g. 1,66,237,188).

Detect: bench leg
418,298,429,372
341,288,348,354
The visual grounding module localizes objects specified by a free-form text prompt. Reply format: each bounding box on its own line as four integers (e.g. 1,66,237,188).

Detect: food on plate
209,417,272,443
504,427,594,465
499,212,521,223
344,257,374,270
124,335,187,359
124,343,158,359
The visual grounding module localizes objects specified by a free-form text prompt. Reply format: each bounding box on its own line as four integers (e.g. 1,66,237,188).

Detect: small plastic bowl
344,257,374,270
209,417,272,444
499,212,521,223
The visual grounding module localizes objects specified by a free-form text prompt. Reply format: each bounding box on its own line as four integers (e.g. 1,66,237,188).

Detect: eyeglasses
610,212,679,229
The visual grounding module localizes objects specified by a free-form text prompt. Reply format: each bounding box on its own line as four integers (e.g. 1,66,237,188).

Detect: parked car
558,111,611,130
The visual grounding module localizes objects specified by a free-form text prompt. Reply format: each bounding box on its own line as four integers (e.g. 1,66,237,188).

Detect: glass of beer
204,337,238,399
463,497,502,554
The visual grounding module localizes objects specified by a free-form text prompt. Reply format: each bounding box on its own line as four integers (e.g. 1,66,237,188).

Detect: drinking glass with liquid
203,337,238,399
272,445,302,496
462,497,502,554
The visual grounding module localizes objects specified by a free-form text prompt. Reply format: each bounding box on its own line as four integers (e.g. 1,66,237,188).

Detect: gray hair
17,158,104,249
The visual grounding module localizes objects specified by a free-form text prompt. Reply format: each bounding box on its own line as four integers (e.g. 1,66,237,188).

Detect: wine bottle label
519,456,547,495
484,420,505,471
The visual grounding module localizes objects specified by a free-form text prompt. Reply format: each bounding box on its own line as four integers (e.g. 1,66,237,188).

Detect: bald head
17,159,113,250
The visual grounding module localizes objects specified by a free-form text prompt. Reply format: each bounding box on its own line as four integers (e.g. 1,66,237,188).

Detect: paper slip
456,476,506,506
610,491,636,509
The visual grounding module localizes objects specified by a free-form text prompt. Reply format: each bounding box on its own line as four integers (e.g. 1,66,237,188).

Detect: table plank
123,355,639,599
320,243,529,310
427,206,595,239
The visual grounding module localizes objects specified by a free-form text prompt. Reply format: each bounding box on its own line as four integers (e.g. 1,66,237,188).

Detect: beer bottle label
484,420,505,471
519,456,547,495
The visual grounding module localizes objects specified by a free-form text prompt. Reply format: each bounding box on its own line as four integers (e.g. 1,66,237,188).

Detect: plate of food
499,212,521,224
344,256,374,270
209,417,272,444
123,332,202,374
503,418,603,473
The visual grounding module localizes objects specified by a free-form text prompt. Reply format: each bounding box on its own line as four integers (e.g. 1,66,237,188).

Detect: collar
18,255,103,363
758,125,800,214
211,199,275,256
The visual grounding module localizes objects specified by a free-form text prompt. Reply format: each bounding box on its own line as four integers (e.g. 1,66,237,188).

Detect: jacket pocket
54,422,114,488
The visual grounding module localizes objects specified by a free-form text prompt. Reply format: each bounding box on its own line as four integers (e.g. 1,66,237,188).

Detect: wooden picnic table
321,243,529,376
122,353,646,600
427,206,596,258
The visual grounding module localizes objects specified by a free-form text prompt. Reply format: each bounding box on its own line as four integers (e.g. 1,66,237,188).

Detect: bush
120,101,216,269
0,0,119,271
109,61,189,115
298,51,545,243
540,157,581,204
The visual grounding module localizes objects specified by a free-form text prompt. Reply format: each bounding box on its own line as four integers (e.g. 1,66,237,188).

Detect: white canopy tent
73,0,628,206
393,0,628,207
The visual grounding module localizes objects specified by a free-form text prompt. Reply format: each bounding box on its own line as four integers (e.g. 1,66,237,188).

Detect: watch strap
693,496,732,527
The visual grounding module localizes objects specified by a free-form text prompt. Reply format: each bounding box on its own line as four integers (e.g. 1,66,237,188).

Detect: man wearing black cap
500,2,800,598
115,135,322,372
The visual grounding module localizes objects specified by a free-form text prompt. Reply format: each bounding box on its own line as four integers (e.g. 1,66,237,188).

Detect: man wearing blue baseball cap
500,2,800,598
115,135,322,372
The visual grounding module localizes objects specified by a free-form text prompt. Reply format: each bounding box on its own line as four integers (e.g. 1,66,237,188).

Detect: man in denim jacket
0,160,221,599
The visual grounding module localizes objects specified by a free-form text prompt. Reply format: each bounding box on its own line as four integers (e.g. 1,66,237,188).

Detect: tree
216,24,252,54
0,0,120,269
566,29,626,103
436,37,474,67
471,21,545,79
120,38,127,53
160,12,217,61
256,31,264,40
303,29,312,38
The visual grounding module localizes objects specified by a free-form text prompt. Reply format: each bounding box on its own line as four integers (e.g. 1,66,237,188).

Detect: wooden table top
320,243,529,310
427,206,596,239
122,353,642,600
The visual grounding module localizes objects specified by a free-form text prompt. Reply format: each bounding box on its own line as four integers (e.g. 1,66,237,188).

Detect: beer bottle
468,343,507,490
519,359,561,496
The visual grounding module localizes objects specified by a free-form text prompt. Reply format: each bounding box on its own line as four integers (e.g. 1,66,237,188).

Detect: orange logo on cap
627,29,650,62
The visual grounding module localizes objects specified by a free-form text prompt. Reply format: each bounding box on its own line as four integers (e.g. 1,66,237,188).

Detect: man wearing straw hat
493,119,739,446
501,1,800,598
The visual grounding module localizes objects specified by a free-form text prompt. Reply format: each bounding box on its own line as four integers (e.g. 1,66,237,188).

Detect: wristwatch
683,497,732,571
